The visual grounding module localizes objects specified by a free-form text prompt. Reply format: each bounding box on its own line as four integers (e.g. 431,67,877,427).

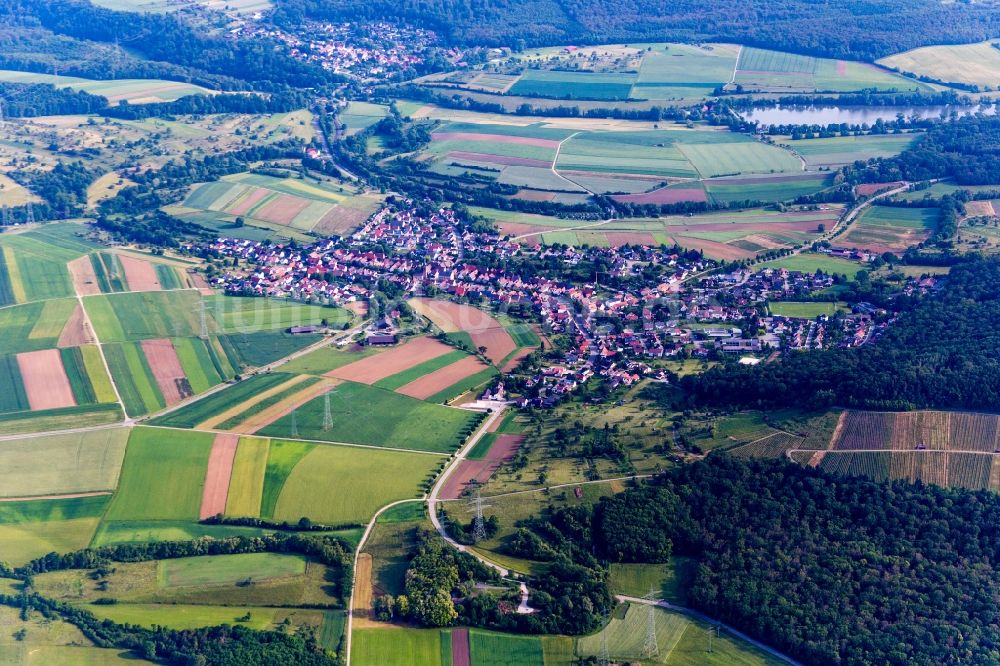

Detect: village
234,18,454,80
201,200,913,406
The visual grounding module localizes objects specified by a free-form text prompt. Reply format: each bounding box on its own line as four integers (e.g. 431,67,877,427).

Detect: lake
741,104,998,126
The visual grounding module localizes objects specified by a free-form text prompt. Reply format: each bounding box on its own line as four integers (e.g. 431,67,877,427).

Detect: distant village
204,202,934,406
234,19,450,80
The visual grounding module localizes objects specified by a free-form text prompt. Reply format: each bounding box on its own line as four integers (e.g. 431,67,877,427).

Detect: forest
531,456,1000,666
0,0,337,91
276,0,1000,61
844,115,1000,186
682,256,1000,412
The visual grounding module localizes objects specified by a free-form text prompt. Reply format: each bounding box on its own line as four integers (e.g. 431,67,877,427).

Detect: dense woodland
276,0,1000,61
844,116,1000,186
525,456,1000,665
0,0,336,91
683,257,1000,411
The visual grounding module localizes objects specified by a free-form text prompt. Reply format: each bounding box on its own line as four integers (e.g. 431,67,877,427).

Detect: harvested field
452,628,471,666
195,374,308,430
353,552,373,617
327,337,452,384
964,200,996,217
57,303,97,347
396,356,490,400
140,338,190,405
408,299,517,365
255,195,312,226
470,327,517,366
501,347,534,372
430,132,560,149
199,434,240,520
67,256,101,297
409,298,499,332
16,349,76,411
118,256,163,292
440,460,496,499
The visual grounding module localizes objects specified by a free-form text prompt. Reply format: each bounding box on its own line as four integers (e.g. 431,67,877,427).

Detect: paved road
616,595,803,665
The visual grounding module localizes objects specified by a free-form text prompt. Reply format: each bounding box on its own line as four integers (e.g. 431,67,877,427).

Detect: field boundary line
0,490,112,502
729,45,743,85
792,448,999,455
76,292,129,420
550,131,594,195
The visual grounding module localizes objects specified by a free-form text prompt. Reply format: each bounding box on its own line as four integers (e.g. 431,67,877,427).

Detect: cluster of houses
206,202,899,407
234,20,445,79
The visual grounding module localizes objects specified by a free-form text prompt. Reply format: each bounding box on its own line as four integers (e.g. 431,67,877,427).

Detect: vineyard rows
729,432,805,459
819,452,891,481
816,451,998,491
834,410,1000,452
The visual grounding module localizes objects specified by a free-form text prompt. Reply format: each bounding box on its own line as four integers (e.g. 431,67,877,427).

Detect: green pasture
260,381,481,453
757,253,864,278
769,301,848,318
352,627,447,666
104,427,213,521
159,552,306,588
0,428,129,498
787,133,919,168
272,443,441,525
90,520,271,548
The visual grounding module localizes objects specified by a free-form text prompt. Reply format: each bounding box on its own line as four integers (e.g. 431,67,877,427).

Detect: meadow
0,427,128,498
0,495,109,564
0,69,216,104
103,427,214,522
757,253,864,279
271,442,443,524
352,627,447,666
159,552,306,588
577,603,784,665
259,381,482,453
176,172,381,237
834,204,936,253
877,41,1000,90
782,133,920,169
768,301,847,318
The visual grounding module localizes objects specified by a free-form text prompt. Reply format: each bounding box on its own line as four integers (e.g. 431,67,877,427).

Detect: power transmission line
642,589,659,659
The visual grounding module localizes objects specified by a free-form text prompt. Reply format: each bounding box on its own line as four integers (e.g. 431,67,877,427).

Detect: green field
878,41,1000,90
373,350,468,390
85,603,283,631
469,630,544,666
103,342,165,416
787,133,920,168
352,627,446,666
90,520,271,548
260,381,482,453
148,372,295,428
757,253,864,278
225,436,270,517
280,344,381,375
272,443,442,525
104,427,214,521
0,496,109,564
509,69,636,100
859,205,938,229
260,439,315,519
578,603,783,664
768,301,848,318
0,69,216,103
0,299,78,355
734,46,927,93
608,558,694,604
0,428,129,498
159,552,306,588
